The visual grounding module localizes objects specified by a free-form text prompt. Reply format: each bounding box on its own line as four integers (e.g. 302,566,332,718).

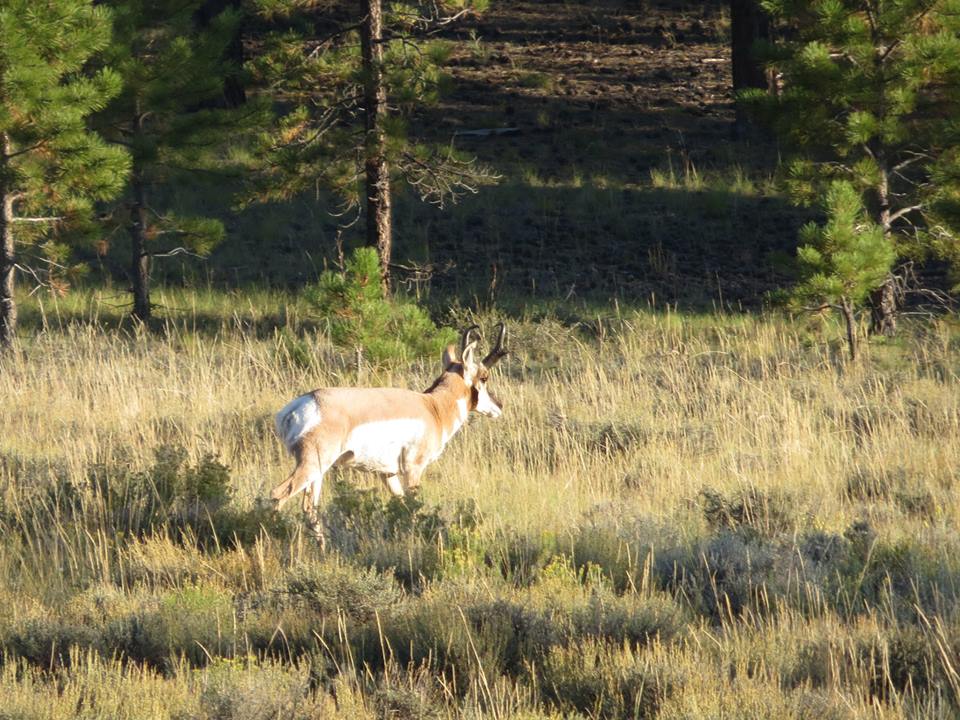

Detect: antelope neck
426,375,471,437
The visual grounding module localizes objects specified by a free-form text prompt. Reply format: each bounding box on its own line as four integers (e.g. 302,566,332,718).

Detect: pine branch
892,153,930,173
888,204,924,224
4,141,47,159
11,216,64,223
148,246,205,259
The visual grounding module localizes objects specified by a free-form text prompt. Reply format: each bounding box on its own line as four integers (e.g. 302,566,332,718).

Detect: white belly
343,419,427,474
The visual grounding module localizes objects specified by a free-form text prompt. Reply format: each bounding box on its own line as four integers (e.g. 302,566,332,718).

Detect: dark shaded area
730,0,772,134
75,0,808,312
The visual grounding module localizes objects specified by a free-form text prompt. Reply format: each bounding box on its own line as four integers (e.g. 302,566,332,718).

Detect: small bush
322,480,452,589
307,247,455,363
325,479,447,549
85,446,231,535
698,487,794,539
855,626,956,704
199,658,321,720
372,682,443,720
539,640,671,719
284,560,403,623
491,530,560,587
683,531,777,619
844,467,937,519
572,591,687,649
87,446,285,549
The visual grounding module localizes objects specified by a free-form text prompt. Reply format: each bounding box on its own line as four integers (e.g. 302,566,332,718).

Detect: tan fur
271,336,506,545
271,365,477,504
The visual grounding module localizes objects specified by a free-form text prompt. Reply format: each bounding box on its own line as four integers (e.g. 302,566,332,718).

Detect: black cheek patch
470,387,479,410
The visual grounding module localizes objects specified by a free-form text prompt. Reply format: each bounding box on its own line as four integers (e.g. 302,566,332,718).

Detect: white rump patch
275,394,321,453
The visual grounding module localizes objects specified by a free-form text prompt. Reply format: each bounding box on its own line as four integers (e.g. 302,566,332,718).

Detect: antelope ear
442,344,459,368
461,342,478,379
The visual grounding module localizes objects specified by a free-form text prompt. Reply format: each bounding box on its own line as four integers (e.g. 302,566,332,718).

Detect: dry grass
1,289,959,718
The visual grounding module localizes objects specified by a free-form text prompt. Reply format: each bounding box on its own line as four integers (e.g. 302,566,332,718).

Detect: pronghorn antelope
271,324,509,546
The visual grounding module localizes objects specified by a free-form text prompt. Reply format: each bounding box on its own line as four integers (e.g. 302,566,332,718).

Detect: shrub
86,446,286,549
844,467,937,519
324,479,446,549
199,658,321,720
539,640,671,719
571,591,687,650
307,247,455,363
678,531,777,620
284,560,403,623
490,530,560,587
322,479,452,589
698,487,794,539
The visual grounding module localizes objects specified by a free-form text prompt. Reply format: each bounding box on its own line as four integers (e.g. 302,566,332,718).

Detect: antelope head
442,323,509,419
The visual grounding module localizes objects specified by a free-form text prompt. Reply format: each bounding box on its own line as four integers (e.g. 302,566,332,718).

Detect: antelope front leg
302,483,326,551
398,446,426,495
383,474,405,497
401,464,425,494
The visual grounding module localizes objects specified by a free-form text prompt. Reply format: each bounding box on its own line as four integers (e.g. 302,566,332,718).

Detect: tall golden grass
1,289,958,718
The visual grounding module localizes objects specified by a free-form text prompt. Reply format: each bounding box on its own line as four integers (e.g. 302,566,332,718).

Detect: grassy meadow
2,289,960,718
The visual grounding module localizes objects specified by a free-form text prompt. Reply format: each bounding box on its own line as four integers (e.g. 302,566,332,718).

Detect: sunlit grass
1,288,959,718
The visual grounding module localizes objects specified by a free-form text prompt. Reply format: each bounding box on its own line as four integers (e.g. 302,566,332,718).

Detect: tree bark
869,279,897,336
0,134,16,349
0,192,15,349
840,296,858,362
870,160,898,336
730,0,771,136
360,0,392,295
130,171,151,322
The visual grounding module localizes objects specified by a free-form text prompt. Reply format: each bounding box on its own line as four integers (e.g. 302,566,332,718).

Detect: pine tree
749,0,960,333
793,181,896,359
730,0,772,135
247,0,493,294
98,0,256,320
0,0,130,347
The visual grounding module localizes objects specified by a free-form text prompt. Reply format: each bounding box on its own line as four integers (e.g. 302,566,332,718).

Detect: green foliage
245,0,493,213
539,639,672,719
284,560,402,623
0,0,130,313
793,181,895,307
325,476,447,547
307,247,456,362
750,0,960,281
6,445,289,550
95,0,263,310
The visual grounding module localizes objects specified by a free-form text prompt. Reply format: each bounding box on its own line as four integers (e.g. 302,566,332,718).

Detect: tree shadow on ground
392,180,806,310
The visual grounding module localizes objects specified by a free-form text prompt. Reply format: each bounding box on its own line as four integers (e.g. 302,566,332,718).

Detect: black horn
460,324,481,358
482,322,509,367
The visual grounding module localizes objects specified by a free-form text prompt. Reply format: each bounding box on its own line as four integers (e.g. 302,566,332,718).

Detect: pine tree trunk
0,134,16,349
840,296,858,362
0,189,15,349
130,173,151,321
730,0,771,136
869,136,898,336
869,279,897,336
360,0,392,295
